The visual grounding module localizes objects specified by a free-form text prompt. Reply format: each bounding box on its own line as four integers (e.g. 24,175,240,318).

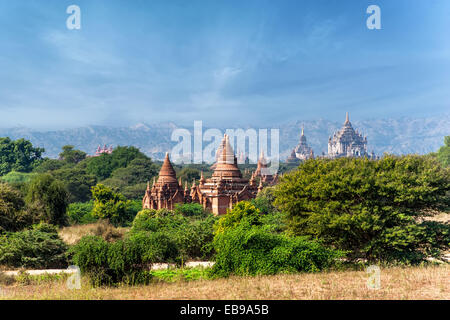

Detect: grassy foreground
0,265,448,300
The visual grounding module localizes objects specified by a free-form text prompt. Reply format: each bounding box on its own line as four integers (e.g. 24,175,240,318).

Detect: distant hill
0,114,448,161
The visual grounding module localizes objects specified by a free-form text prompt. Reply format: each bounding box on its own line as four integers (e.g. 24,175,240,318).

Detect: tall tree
26,174,69,226
274,156,450,263
0,137,44,176
59,145,87,164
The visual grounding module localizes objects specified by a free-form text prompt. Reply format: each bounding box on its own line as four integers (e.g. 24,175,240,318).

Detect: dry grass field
0,265,448,300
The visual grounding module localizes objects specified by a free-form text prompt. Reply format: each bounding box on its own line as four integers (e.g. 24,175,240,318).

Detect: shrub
131,209,218,261
67,201,96,225
214,201,262,237
0,223,69,268
91,184,135,226
211,224,343,277
0,182,31,232
70,232,179,286
274,155,450,263
174,203,208,217
25,174,69,227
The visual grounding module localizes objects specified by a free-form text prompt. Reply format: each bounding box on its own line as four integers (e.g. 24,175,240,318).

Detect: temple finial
301,124,304,136
345,112,349,123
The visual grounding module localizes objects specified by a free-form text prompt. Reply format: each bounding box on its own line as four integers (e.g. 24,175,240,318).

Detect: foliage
0,137,44,176
437,136,450,167
109,157,159,186
120,183,148,200
58,145,87,164
86,146,147,181
67,201,96,225
253,186,277,212
26,174,69,227
211,224,343,277
91,184,135,226
214,201,262,237
0,183,30,232
32,158,66,173
151,267,211,283
174,203,208,217
177,168,200,183
70,233,179,286
0,171,37,184
0,223,68,268
273,155,450,263
52,166,97,203
131,209,218,261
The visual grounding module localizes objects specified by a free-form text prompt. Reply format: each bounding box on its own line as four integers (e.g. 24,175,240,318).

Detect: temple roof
157,152,178,184
211,134,242,179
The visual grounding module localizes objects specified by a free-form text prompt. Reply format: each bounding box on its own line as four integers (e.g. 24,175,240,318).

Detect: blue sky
0,0,449,129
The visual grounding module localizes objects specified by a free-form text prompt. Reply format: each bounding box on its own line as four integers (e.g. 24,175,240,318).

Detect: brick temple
143,134,262,215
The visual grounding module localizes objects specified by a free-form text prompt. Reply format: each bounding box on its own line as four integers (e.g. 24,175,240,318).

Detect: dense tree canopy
86,146,148,181
274,155,450,263
0,137,44,176
0,183,28,232
91,184,134,226
52,167,97,203
26,174,69,226
58,145,87,164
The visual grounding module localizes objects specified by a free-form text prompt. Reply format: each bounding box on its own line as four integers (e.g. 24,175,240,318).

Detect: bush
174,203,208,217
274,156,450,263
67,201,96,225
91,184,135,226
131,209,218,261
70,233,179,286
0,223,69,268
214,202,262,237
0,183,31,232
211,224,343,277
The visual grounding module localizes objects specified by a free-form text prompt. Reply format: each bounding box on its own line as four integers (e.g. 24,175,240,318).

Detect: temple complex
143,134,259,215
327,113,376,159
94,145,113,156
287,125,314,162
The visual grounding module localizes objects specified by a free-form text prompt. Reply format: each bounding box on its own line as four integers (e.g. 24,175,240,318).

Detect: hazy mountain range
0,114,448,161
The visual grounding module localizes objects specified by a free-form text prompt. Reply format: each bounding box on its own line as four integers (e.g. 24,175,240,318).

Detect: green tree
0,137,44,176
26,174,69,226
91,184,134,226
437,136,450,167
177,168,201,183
86,146,148,180
52,167,97,203
59,145,87,164
32,158,66,173
0,183,31,232
109,157,159,186
274,156,450,263
86,153,113,180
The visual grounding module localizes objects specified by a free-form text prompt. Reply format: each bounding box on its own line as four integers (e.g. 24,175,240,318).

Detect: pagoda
327,113,375,159
287,125,314,162
142,152,185,210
